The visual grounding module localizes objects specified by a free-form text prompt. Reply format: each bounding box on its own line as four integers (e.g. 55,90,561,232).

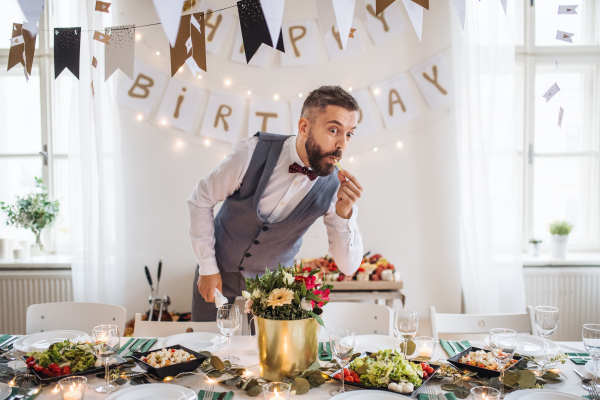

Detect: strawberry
344,376,354,382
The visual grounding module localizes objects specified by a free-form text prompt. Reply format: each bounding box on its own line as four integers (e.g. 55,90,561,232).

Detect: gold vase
255,316,320,381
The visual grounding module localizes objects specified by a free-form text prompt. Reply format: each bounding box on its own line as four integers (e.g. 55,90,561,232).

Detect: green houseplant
528,239,542,257
0,177,60,254
548,220,573,259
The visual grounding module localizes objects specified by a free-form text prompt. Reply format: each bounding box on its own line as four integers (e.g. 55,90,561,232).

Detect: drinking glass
534,306,559,363
329,328,356,396
393,310,418,359
583,324,600,389
91,325,120,394
489,328,517,398
217,304,241,362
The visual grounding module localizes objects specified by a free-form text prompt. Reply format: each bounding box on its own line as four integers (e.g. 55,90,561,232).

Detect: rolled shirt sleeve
323,199,363,276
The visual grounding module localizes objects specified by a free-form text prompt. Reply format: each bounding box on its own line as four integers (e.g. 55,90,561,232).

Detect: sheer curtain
452,0,526,313
57,0,126,304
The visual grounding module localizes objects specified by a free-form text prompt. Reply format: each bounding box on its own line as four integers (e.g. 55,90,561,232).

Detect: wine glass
91,325,120,394
393,310,418,359
489,328,517,398
329,328,356,396
534,306,559,363
583,324,600,389
217,304,241,362
249,317,258,355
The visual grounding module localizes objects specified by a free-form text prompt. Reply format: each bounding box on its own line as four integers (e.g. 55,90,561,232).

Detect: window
518,0,600,251
0,0,77,256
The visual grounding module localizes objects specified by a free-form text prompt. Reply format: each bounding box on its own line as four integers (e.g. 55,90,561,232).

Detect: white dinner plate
12,330,89,351
585,360,600,377
105,383,196,400
354,335,402,354
484,334,560,357
156,332,226,352
331,390,403,400
505,389,585,400
0,383,11,400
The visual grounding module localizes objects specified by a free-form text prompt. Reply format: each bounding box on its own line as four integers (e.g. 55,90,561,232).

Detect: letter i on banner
156,78,205,132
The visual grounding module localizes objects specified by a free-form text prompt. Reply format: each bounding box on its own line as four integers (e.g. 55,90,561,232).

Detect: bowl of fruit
297,252,399,284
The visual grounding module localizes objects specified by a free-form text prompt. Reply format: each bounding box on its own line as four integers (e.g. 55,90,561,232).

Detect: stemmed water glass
329,328,356,396
534,306,559,364
583,324,600,389
489,328,517,398
393,310,418,359
91,325,120,394
217,304,241,362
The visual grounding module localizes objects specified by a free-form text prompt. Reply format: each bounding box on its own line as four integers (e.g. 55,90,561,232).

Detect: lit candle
269,388,279,400
62,384,84,400
97,333,108,343
419,344,433,357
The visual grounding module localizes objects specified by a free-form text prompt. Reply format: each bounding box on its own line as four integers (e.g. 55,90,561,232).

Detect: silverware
120,339,138,356
426,386,435,399
134,339,150,353
586,386,600,400
573,368,594,388
447,340,458,355
0,336,19,351
216,392,227,400
320,343,329,358
14,380,32,399
438,392,446,400
0,336,17,348
203,385,214,400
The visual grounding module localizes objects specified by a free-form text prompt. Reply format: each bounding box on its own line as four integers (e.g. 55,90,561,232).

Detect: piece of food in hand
334,160,343,171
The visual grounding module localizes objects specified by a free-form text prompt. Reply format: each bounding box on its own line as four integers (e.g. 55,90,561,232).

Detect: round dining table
10,337,594,399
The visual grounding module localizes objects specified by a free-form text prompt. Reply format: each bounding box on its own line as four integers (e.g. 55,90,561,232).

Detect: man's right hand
197,272,223,303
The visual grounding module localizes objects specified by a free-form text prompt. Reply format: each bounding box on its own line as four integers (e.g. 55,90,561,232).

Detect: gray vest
214,132,340,277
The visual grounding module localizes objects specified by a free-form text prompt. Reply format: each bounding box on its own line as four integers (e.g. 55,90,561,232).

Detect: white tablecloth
17,337,592,399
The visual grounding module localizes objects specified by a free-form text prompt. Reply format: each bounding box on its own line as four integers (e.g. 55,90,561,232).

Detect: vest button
245,253,251,257
253,240,260,245
262,226,269,231
238,267,245,271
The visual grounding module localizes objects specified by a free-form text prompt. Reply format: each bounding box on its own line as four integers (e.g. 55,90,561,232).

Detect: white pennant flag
402,0,423,41
499,0,507,15
260,0,285,48
558,5,578,14
190,14,201,33
152,0,186,47
18,0,44,34
332,0,356,49
316,0,337,36
556,30,574,43
558,107,564,128
542,83,560,103
354,0,368,21
450,0,465,30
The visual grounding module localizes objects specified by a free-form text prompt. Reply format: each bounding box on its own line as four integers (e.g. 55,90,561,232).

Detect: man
188,85,364,321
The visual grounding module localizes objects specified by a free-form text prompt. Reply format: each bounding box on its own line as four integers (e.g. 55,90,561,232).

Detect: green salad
348,349,423,388
26,340,96,373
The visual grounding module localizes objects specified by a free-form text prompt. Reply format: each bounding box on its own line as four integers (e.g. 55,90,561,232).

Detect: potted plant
0,177,60,255
243,265,332,381
528,239,542,257
548,220,573,259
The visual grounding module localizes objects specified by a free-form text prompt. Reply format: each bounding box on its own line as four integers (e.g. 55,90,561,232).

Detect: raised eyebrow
327,120,358,131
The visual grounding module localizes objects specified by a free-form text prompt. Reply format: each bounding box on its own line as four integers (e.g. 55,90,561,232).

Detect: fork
133,339,150,353
426,386,436,399
203,385,214,400
14,380,32,399
587,386,600,400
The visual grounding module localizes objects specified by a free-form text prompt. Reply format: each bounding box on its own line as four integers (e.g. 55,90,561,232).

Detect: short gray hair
300,85,359,123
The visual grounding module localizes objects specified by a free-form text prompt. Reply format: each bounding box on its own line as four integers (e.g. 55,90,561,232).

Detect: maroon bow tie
289,162,317,181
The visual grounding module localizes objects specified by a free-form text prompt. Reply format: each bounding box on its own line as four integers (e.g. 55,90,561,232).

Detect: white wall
113,0,462,322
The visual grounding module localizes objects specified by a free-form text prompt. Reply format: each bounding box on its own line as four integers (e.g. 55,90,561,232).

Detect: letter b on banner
117,60,168,117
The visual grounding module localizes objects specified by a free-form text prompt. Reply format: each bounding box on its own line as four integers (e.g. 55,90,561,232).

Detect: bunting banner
370,73,420,128
237,0,285,63
18,0,44,34
152,0,186,47
316,0,337,36
411,0,429,10
376,0,395,16
93,30,112,44
324,21,364,61
364,0,406,45
170,12,206,77
203,2,235,55
280,20,318,67
156,77,206,132
332,0,356,49
7,23,36,76
116,60,169,116
54,27,81,79
105,25,135,81
260,0,286,51
402,0,424,41
200,90,247,144
247,99,288,137
95,1,111,13
450,0,466,30
230,24,271,66
409,54,453,109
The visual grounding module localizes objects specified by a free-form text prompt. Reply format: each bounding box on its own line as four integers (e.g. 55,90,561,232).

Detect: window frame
518,0,600,252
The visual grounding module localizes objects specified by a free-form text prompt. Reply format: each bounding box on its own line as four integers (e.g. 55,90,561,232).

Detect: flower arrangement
0,177,60,253
243,264,332,326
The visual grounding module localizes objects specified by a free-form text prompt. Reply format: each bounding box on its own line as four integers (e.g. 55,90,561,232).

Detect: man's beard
305,128,342,177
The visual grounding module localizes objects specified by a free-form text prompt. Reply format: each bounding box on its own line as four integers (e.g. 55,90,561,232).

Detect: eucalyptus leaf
307,371,326,387
291,377,311,395
454,385,470,399
223,360,232,369
399,341,416,356
199,351,212,359
247,384,264,397
440,384,456,391
306,361,321,372
488,377,501,390
208,370,224,378
541,371,560,380
225,376,243,386
503,371,520,386
211,356,225,371
517,370,537,389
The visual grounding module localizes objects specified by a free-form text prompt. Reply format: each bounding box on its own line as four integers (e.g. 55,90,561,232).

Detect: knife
448,341,459,355
119,338,137,355
217,392,227,400
437,393,446,400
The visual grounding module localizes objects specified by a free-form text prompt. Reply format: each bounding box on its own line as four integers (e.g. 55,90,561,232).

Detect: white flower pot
528,242,541,257
550,234,569,259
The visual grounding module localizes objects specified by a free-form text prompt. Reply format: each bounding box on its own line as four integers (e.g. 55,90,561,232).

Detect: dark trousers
191,264,247,322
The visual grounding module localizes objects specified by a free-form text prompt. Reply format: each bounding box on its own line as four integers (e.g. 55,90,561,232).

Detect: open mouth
328,156,340,164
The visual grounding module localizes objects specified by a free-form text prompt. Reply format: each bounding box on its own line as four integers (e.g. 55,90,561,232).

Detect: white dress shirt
188,135,363,276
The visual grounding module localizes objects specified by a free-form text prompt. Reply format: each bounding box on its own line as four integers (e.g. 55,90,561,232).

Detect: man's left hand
335,169,363,219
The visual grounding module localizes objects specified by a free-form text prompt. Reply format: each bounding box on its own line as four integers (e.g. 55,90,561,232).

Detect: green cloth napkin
197,390,234,400
319,342,332,361
139,338,157,353
118,338,136,355
440,340,470,358
122,338,145,357
9,387,43,400
0,334,13,345
567,352,590,365
418,392,457,400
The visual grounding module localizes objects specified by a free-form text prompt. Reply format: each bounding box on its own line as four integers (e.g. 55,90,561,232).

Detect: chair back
26,302,127,335
319,302,393,341
133,312,245,337
429,306,536,341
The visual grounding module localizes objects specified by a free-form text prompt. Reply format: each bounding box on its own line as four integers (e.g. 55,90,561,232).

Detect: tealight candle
470,386,500,400
59,376,87,400
262,382,291,400
414,336,436,360
419,344,433,357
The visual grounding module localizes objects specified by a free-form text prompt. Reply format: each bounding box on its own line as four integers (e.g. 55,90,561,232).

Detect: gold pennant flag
349,28,357,38
411,0,429,10
95,1,111,12
92,56,98,68
170,12,206,76
376,0,395,16
93,30,112,44
7,23,37,76
91,80,95,97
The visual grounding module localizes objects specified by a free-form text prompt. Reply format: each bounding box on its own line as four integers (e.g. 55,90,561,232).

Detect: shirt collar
290,135,308,168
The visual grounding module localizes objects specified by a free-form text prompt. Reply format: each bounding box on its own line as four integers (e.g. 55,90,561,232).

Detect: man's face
304,105,357,176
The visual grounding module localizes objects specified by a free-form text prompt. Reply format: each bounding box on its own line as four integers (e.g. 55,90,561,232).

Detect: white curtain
62,1,126,305
452,0,526,313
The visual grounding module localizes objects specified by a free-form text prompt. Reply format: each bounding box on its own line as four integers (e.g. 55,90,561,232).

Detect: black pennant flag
54,27,81,79
237,0,284,63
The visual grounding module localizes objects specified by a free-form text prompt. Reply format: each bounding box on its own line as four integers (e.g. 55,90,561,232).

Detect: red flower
302,267,312,272
312,288,330,307
295,275,316,290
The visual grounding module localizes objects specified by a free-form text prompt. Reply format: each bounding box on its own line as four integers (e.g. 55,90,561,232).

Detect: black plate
22,354,128,383
329,352,441,397
447,346,523,378
131,345,207,378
